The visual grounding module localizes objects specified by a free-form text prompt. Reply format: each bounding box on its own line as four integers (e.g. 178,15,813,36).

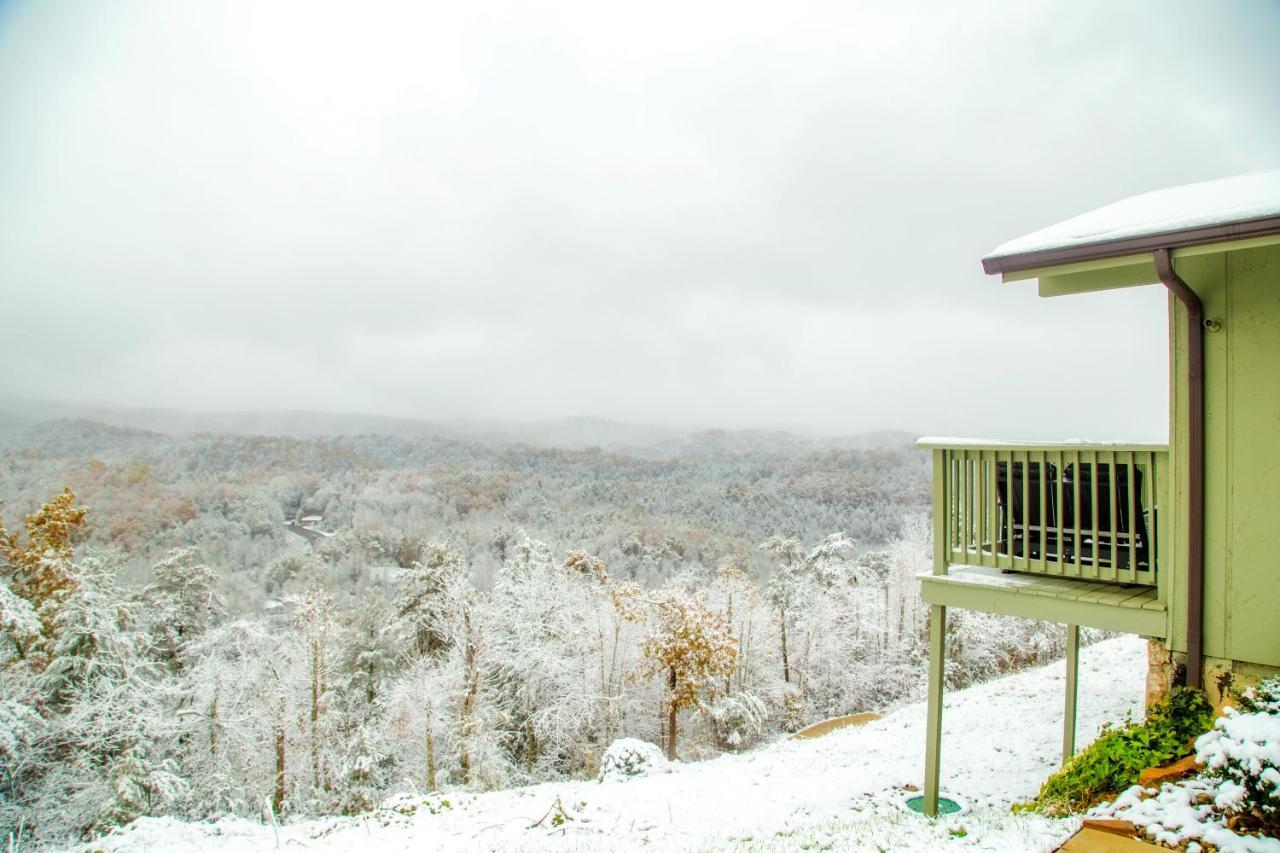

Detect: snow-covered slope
85,635,1147,852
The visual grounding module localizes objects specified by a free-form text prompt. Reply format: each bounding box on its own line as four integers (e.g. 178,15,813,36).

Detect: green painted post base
905,795,961,815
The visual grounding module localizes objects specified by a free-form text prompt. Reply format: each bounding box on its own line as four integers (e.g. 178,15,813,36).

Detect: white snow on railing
916,436,1168,449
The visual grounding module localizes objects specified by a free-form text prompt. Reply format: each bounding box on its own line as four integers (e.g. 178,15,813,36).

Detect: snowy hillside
84,635,1147,853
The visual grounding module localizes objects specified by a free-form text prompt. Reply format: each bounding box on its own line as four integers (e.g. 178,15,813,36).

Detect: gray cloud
1,0,1277,439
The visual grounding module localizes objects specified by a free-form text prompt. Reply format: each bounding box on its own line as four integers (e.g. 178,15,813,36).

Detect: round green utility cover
904,795,961,815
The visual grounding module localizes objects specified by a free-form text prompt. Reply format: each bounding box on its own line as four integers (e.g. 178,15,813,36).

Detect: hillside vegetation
1,418,1083,844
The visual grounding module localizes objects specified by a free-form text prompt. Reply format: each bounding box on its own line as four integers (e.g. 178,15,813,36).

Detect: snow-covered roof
983,169,1280,275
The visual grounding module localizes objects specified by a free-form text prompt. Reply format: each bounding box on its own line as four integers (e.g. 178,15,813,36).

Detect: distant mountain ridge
0,397,917,452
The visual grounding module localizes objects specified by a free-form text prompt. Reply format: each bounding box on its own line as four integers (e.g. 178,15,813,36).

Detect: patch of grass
718,805,1064,852
1017,686,1213,816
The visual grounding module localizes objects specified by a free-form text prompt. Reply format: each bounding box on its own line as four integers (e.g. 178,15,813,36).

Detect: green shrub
1017,686,1213,815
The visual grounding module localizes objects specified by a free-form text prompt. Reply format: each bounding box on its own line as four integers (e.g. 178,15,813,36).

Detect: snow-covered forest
0,418,1080,844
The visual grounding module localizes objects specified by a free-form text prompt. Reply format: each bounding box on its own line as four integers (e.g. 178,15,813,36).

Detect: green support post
923,603,947,816
1063,623,1079,764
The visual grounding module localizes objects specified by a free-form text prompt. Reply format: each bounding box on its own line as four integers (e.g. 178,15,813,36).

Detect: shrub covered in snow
1238,676,1280,716
710,692,769,751
1194,676,1280,837
597,739,668,782
1093,777,1269,851
1089,677,1280,849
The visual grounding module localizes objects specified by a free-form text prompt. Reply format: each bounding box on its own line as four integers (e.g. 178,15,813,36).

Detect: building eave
981,213,1280,276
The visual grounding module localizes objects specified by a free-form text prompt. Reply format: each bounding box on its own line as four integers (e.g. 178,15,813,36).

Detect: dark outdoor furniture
996,460,1151,571
996,461,1058,559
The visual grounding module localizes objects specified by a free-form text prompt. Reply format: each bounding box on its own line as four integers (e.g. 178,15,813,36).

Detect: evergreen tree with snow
395,541,468,658
136,547,225,672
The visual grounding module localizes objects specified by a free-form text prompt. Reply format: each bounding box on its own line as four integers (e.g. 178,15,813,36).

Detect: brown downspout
1153,248,1204,690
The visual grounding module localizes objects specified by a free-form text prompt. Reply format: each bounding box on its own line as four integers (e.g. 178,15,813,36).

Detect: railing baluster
932,449,948,574
977,452,987,566
962,454,968,558
1072,448,1082,579
964,451,972,556
956,451,963,558
993,448,1003,568
962,450,972,550
951,449,957,570
965,450,974,556
1020,449,1029,572
1107,450,1119,582
1126,451,1137,584
949,450,957,565
1098,450,1110,583
1010,449,1019,571
1152,448,1162,589
1039,450,1048,571
989,450,1000,569
962,448,972,555
1054,448,1064,575
1090,450,1100,581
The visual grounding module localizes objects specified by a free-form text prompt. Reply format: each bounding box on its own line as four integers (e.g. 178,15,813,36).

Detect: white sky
1,0,1277,440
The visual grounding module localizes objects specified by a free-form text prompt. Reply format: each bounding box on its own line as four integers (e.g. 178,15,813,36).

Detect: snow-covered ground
85,635,1148,852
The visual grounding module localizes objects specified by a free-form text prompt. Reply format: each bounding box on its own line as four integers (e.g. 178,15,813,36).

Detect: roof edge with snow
982,170,1280,276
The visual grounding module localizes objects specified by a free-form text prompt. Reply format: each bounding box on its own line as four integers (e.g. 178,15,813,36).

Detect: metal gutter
982,213,1280,276
1154,247,1205,690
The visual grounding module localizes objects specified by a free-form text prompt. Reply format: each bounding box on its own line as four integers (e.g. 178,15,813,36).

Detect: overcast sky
1,1,1277,440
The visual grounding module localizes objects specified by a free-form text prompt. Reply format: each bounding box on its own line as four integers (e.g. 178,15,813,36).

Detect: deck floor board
920,566,1164,636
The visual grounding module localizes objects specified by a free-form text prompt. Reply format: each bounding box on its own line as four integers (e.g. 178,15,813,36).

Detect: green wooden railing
920,440,1169,587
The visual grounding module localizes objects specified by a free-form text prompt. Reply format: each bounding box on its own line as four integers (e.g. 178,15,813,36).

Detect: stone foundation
1145,637,1174,712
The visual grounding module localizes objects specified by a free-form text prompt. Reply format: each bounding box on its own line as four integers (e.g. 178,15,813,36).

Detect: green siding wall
1168,244,1280,668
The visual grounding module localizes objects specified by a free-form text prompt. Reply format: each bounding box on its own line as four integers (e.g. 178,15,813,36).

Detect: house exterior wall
1167,243,1280,672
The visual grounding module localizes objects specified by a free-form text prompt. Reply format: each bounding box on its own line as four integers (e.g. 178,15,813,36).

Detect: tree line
1,489,1080,844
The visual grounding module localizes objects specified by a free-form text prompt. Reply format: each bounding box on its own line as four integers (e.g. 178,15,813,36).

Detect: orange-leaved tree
1,487,88,645
642,591,737,760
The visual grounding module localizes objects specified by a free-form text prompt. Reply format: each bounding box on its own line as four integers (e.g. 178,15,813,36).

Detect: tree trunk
780,609,791,684
310,639,322,790
724,592,734,695
799,631,813,693
425,720,437,791
605,623,622,742
209,693,219,758
883,586,891,654
459,611,480,784
273,719,286,816
666,667,678,760
596,604,607,697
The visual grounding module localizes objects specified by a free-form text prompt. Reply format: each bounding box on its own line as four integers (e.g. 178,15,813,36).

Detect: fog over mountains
0,396,916,452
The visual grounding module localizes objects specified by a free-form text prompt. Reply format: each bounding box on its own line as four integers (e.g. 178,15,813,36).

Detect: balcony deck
919,565,1166,636
920,438,1171,636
